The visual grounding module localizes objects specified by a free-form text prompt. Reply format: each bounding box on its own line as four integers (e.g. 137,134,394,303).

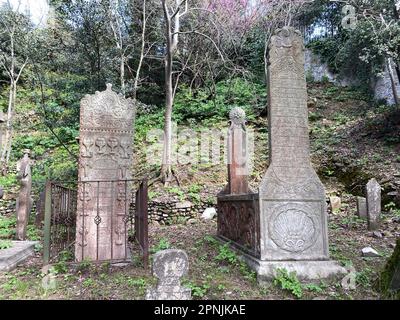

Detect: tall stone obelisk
255,27,345,280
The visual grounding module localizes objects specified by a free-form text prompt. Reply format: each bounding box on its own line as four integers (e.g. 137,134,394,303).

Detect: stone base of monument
242,254,347,284
215,236,347,283
0,241,38,272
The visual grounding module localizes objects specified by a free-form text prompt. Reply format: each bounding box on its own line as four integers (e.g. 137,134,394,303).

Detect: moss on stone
378,238,400,299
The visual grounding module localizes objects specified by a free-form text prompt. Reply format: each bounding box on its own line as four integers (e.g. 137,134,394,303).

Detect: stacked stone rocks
136,199,212,224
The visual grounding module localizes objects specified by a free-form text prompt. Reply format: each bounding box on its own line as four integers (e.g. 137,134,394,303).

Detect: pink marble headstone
75,84,136,262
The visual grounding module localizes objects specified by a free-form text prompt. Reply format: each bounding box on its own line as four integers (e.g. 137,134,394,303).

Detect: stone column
254,27,345,280
16,149,32,240
75,84,136,262
356,196,367,219
366,178,381,231
226,107,249,195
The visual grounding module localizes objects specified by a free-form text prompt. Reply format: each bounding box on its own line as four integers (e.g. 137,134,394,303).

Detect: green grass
0,239,12,250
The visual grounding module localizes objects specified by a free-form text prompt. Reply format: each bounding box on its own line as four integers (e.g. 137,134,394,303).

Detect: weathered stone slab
146,249,191,300
0,241,37,272
329,196,341,213
356,196,367,218
16,150,32,240
75,84,136,262
259,27,329,262
366,178,381,231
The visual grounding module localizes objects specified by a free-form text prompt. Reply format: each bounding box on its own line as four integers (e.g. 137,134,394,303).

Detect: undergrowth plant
273,268,303,299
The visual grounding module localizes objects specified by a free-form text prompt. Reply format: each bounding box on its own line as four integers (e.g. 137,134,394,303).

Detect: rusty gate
43,178,149,266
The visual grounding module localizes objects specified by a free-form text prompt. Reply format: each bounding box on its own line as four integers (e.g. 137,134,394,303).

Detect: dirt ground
0,195,398,300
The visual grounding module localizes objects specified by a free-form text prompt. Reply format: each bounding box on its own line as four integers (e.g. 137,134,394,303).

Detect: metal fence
43,182,77,264
43,178,149,267
134,179,149,268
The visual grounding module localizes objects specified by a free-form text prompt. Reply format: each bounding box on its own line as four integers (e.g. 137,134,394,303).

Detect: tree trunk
120,53,125,97
387,58,399,106
132,0,146,100
161,41,174,183
1,80,15,174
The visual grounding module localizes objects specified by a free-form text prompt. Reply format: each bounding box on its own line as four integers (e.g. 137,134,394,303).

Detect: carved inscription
259,27,329,261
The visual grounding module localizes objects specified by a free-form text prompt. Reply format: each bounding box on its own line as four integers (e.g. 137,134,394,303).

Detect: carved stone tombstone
366,178,381,231
16,150,32,240
225,107,249,195
75,84,136,262
356,196,367,219
146,249,191,300
256,27,345,279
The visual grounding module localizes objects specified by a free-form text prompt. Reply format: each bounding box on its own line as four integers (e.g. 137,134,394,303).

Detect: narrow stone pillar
226,107,249,195
366,178,381,231
356,196,367,219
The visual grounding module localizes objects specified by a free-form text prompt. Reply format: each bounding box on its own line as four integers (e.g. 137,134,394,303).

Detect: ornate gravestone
217,27,346,282
145,249,191,300
16,150,32,240
217,108,260,257
75,84,136,262
366,178,381,231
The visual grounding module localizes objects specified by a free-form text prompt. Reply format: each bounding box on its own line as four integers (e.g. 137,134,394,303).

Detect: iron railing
43,178,149,267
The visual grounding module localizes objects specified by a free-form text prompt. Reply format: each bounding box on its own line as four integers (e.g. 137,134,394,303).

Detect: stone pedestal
242,252,346,283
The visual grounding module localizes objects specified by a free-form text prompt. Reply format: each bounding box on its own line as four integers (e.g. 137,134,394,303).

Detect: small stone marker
329,196,341,213
372,231,383,239
146,249,191,300
16,150,32,240
356,196,367,219
366,178,381,231
41,265,57,290
361,246,380,257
